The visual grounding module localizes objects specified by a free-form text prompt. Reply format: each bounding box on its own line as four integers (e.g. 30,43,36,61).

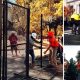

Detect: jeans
24,49,35,64
29,49,35,63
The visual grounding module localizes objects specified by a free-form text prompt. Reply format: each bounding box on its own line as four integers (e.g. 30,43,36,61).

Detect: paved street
64,30,80,45
6,43,63,80
7,48,63,80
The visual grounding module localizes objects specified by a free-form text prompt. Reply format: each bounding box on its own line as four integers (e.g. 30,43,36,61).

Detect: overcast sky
64,46,80,61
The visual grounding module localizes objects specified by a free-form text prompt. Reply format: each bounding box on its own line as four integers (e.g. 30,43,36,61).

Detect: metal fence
2,1,30,80
1,1,48,80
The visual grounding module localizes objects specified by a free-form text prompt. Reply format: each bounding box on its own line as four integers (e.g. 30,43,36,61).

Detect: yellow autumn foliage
15,0,63,35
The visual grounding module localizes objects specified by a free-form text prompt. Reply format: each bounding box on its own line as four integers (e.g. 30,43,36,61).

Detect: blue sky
64,46,80,61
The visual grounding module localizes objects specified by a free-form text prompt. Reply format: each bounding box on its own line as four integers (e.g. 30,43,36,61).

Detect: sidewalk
5,40,63,80
7,54,63,80
8,65,63,80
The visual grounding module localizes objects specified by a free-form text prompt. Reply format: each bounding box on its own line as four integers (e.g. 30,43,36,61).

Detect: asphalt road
64,30,80,45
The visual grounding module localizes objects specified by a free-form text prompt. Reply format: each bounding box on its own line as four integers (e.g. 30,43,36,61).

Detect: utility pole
40,14,43,68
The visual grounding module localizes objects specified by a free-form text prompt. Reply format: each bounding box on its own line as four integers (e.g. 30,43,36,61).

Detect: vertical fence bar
26,8,30,78
0,0,2,80
0,32,2,80
2,1,7,80
41,14,43,68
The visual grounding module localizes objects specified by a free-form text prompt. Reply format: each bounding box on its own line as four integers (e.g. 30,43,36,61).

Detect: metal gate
2,1,30,80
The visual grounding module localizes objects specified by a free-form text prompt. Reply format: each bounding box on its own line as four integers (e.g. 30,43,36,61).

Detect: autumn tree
30,0,63,35
15,0,63,35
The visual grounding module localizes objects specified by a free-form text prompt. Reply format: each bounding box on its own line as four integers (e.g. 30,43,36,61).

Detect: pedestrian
25,32,41,68
9,32,18,57
44,31,59,67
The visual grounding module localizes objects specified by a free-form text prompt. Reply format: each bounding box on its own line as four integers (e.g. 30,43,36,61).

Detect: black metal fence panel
2,1,30,80
0,2,3,80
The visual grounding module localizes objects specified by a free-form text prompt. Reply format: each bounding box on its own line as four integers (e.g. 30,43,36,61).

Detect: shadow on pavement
8,55,63,80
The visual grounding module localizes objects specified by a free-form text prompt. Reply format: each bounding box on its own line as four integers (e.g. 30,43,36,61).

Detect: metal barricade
2,1,30,80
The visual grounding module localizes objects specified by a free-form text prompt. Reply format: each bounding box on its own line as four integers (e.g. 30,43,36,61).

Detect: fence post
41,14,43,68
25,8,30,78
2,1,7,80
0,0,2,80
